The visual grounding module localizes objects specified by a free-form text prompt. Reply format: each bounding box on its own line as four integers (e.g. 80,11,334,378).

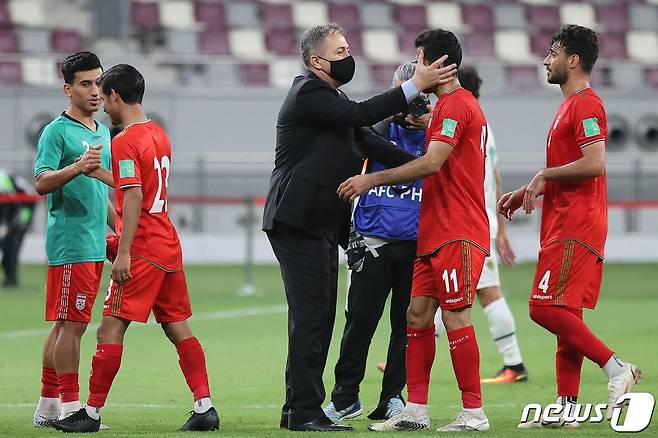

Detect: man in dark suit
263,24,456,432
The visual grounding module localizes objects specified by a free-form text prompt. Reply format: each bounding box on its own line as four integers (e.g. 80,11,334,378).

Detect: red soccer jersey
111,120,183,271
416,87,490,257
541,87,607,258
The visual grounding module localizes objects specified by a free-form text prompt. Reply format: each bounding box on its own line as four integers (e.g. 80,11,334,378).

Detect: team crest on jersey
75,293,87,311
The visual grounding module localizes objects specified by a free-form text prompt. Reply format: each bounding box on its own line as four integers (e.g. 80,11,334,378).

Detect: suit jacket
263,71,415,248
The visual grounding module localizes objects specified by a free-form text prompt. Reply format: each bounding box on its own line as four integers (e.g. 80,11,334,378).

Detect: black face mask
318,55,355,85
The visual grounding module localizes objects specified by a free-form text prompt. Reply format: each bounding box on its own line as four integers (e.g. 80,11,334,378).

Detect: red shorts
411,240,487,310
103,257,191,323
45,262,103,323
529,240,603,309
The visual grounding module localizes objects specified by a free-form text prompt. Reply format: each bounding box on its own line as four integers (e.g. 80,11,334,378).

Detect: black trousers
1,223,28,287
267,222,339,427
330,240,416,419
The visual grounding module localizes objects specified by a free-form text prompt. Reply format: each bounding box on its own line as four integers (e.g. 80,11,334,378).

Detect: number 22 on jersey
150,155,170,214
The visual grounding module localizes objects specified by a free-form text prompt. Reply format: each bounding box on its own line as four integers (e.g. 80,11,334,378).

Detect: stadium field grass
0,262,656,437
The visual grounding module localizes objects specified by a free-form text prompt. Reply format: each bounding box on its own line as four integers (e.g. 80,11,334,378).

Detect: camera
408,94,431,117
393,94,431,128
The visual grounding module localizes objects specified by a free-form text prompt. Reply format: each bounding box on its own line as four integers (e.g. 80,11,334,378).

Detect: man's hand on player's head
111,252,132,283
523,171,546,214
498,187,526,220
75,145,102,175
411,51,457,92
495,232,516,266
338,174,376,202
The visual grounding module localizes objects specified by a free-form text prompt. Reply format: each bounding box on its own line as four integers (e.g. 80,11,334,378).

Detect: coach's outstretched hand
411,51,457,92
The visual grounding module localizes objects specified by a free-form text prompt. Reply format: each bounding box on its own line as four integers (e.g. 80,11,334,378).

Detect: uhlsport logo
520,392,655,432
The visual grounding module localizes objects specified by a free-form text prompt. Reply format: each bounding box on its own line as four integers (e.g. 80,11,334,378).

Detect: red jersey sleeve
429,96,469,147
111,136,142,190
572,94,607,148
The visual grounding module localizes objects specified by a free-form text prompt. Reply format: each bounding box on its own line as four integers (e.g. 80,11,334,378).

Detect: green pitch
0,263,656,437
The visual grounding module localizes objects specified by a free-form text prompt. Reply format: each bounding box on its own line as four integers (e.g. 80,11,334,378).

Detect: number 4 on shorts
538,270,551,293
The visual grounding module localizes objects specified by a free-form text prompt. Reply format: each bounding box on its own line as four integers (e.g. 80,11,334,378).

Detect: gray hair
301,24,345,67
392,62,416,85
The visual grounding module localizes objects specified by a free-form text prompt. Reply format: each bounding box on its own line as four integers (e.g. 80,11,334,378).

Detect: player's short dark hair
458,66,482,99
61,51,102,84
414,29,462,69
98,64,145,104
550,24,599,73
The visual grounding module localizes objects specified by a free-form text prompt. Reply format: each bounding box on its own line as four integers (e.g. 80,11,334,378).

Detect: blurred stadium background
1,0,657,269
0,1,657,436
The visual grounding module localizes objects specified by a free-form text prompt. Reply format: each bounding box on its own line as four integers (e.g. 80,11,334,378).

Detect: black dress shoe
280,411,290,429
289,417,353,432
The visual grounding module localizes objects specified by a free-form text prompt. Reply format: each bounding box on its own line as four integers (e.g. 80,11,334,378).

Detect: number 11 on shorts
442,268,458,293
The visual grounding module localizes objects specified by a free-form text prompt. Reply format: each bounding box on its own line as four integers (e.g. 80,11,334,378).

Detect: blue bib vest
353,123,424,241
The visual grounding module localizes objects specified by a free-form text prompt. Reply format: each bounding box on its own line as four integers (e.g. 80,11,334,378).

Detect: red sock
57,373,79,403
41,367,59,398
556,336,584,397
406,325,435,404
87,344,123,409
176,337,210,400
447,326,482,409
530,305,613,367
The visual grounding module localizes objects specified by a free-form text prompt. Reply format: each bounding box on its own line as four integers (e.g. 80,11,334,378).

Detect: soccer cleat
33,409,58,428
52,408,100,433
437,409,490,432
607,362,642,420
384,396,405,419
59,407,110,431
323,400,363,422
368,405,429,432
179,407,220,431
481,366,528,384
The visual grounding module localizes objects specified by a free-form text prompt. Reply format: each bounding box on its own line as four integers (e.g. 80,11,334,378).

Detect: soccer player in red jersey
339,29,490,432
53,64,219,433
498,25,641,428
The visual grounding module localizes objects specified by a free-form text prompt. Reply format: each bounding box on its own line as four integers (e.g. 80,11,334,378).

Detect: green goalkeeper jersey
33,113,111,265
